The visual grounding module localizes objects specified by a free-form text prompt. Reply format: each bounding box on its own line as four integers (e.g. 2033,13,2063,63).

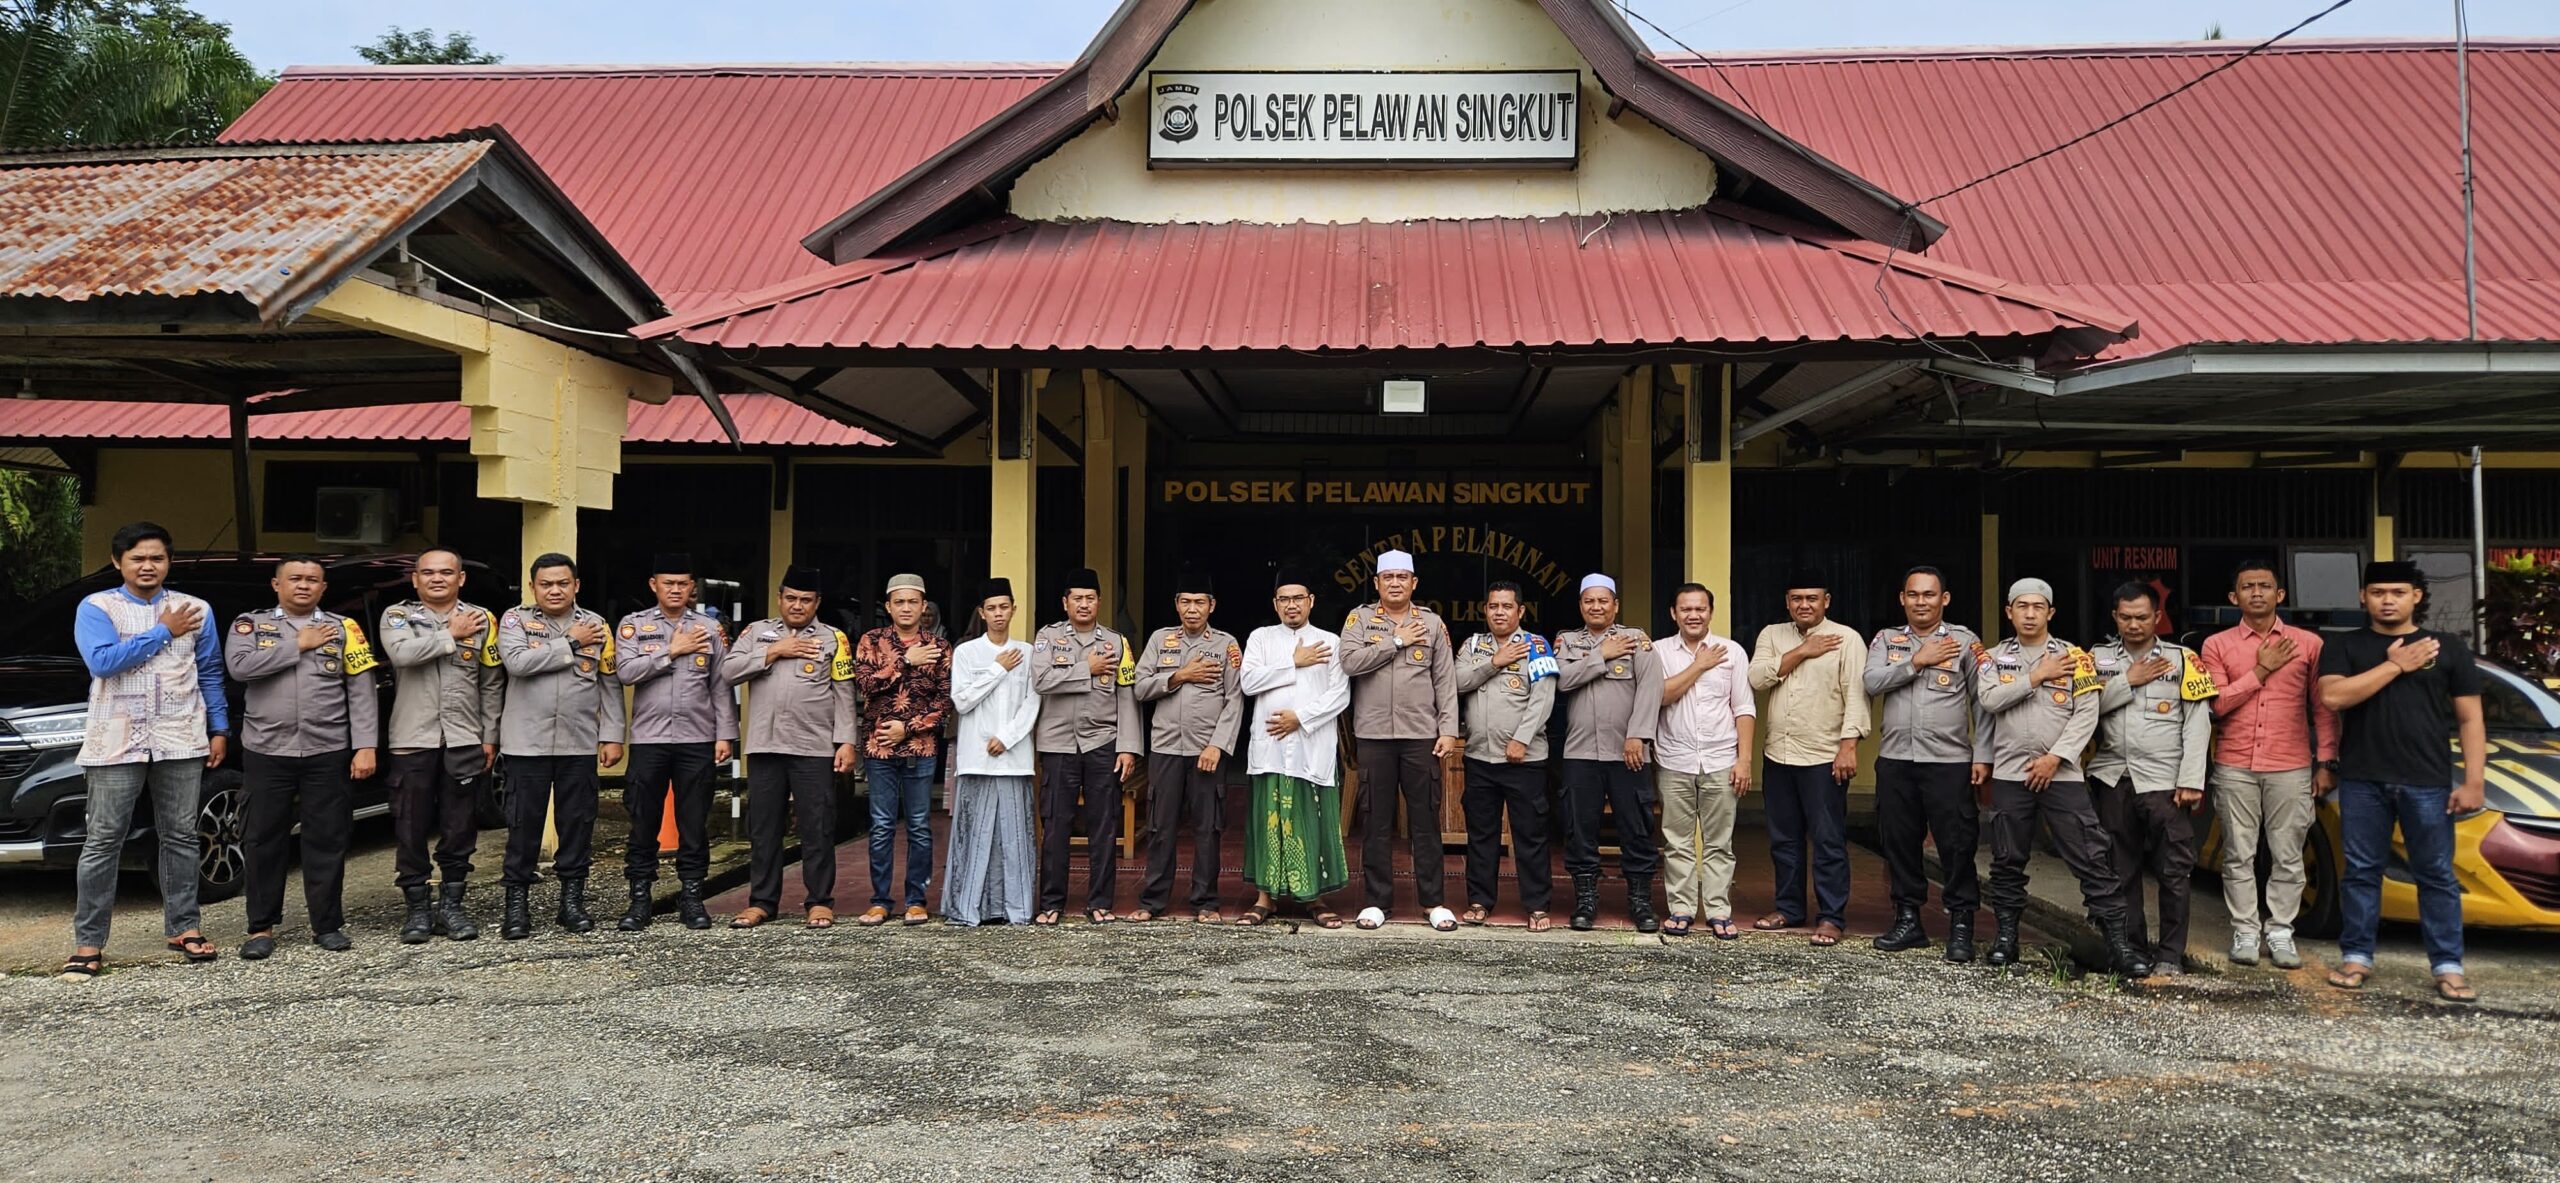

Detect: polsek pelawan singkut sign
1148,70,1580,167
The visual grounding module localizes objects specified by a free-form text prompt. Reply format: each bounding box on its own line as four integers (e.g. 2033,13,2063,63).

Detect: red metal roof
0,141,489,320
221,66,1051,309
642,204,2129,354
221,41,2560,359
1666,39,2560,357
0,393,884,447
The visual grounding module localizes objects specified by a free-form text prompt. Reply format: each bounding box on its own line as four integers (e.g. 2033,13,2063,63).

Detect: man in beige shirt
1746,570,1871,947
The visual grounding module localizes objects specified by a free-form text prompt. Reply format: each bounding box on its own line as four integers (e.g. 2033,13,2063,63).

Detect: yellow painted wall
1011,0,1718,224
79,448,439,570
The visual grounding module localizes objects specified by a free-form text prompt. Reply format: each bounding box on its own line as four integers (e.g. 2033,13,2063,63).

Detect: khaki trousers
2208,764,2317,941
1657,767,1736,919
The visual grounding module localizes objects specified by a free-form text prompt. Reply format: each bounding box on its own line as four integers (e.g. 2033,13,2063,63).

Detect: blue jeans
74,759,203,949
865,756,935,909
2337,779,2465,975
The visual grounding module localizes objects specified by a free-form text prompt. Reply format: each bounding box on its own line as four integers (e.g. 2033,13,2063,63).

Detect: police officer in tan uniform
379,548,503,944
1453,580,1558,930
613,552,737,931
495,553,627,940
1339,549,1460,932
1554,572,1665,932
223,556,379,959
1976,576,2145,976
721,565,858,928
2087,581,2215,975
1030,567,1141,925
1131,570,1244,922
1861,565,1991,961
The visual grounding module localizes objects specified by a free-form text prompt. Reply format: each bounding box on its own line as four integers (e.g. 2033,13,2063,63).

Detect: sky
197,0,2554,71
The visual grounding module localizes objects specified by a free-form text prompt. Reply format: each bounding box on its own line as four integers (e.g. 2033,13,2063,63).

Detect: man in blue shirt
60,522,230,981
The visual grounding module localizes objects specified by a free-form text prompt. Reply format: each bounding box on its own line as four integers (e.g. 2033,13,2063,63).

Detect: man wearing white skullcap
1339,548,1461,932
1554,572,1665,932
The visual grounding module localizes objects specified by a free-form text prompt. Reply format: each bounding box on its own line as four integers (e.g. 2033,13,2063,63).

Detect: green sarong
1243,773,1349,902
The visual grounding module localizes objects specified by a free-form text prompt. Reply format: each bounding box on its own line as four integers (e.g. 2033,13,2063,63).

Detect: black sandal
167,934,217,963
58,953,102,980
1236,905,1271,927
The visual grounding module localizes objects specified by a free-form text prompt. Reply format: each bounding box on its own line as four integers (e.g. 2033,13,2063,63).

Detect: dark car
0,553,501,902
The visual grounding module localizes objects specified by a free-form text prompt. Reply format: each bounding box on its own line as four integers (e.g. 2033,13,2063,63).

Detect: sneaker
2229,933,2261,966
2266,933,2303,970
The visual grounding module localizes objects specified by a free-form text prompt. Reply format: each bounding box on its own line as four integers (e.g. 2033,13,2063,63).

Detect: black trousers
1139,752,1224,913
1356,737,1446,911
1875,757,1981,916
1763,760,1850,927
1463,758,1554,912
624,741,717,882
1986,778,2123,923
746,754,836,911
501,754,599,887
1561,758,1659,879
388,747,483,888
1038,749,1123,913
241,749,353,935
2094,778,2198,966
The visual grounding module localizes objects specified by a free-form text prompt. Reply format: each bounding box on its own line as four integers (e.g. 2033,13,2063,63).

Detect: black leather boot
399,885,434,945
500,884,532,940
1985,910,2022,967
1626,874,1659,934
434,881,480,941
557,876,596,934
2102,915,2153,978
1568,873,1601,932
617,878,654,932
1873,906,1930,952
1943,915,1977,964
676,879,713,930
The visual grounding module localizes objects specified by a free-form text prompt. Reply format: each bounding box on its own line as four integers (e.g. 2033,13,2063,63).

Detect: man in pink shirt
1653,583,1757,939
2197,559,2340,970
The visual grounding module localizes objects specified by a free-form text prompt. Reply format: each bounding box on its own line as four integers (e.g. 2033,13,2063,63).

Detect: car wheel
190,771,247,904
2292,814,2343,940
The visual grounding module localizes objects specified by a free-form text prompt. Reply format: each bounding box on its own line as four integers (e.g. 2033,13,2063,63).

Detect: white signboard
1147,70,1580,168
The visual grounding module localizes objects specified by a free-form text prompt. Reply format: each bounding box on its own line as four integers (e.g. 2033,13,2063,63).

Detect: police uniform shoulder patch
233,618,253,634
620,623,637,639
830,629,855,682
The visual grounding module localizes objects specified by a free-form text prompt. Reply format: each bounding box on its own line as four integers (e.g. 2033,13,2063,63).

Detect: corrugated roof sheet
643,204,2129,353
1665,39,2560,357
220,41,2560,358
221,66,1051,309
0,393,884,447
0,141,489,319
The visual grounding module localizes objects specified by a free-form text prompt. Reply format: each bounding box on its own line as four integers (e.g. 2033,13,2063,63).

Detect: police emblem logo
1935,672,1952,686
1887,652,1904,664
1160,654,1179,667
1893,633,1911,644
322,659,340,673
801,661,819,675
1161,635,1182,650
640,623,660,634
2050,690,2069,705
1611,663,1626,675
694,654,708,667
1506,675,1525,691
233,619,252,634
2154,700,2174,714
578,660,594,674
1228,643,1243,670
1409,647,1426,663
256,638,276,649
2000,673,2016,683
620,624,637,639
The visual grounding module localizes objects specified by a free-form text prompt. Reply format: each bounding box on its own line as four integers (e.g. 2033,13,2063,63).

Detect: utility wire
409,255,635,340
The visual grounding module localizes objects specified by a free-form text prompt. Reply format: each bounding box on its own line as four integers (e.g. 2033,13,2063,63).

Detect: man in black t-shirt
2313,561,2486,1002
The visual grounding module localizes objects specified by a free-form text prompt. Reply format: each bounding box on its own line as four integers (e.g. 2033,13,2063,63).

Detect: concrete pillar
1616,367,1654,624
989,369,1039,602
1117,377,1149,624
1082,370,1120,624
1682,364,1733,621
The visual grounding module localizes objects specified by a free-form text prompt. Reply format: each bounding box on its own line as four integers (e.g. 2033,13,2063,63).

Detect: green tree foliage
356,25,500,66
0,0,270,149
0,469,81,608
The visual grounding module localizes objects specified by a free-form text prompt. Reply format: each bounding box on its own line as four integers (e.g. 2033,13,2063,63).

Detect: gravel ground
4,893,2555,1183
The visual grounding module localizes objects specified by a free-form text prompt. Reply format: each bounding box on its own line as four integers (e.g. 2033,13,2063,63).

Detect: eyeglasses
1274,594,1312,605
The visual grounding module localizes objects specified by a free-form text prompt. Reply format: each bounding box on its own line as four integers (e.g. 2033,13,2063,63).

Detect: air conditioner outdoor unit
314,487,395,547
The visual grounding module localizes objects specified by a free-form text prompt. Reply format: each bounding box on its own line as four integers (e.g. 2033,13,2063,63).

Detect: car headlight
2,712,89,749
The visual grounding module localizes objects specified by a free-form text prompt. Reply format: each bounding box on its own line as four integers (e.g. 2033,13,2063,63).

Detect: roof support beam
2181,374,2442,423
732,365,941,454
1924,356,2055,396
1728,362,1797,417
1951,418,2560,438
1733,361,1915,446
